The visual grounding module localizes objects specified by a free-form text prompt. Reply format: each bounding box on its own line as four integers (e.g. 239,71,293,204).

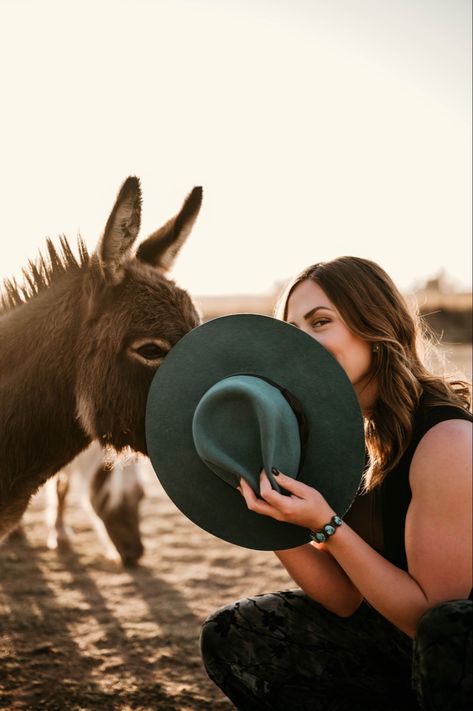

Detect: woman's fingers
259,469,277,498
259,471,300,518
239,477,284,520
239,472,329,530
239,477,257,502
259,470,291,505
270,470,312,498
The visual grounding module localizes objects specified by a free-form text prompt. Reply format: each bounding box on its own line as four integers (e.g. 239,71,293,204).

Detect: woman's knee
413,599,472,710
415,598,472,650
200,592,294,671
200,601,235,666
200,597,254,670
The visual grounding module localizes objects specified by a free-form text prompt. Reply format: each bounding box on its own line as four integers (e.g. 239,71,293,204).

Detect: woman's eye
312,319,330,328
135,343,167,360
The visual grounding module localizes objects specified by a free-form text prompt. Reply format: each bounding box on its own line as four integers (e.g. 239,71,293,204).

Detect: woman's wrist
310,514,343,543
308,504,338,533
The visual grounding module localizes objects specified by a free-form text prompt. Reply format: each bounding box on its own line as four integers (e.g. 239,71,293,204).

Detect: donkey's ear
97,176,142,284
136,187,202,272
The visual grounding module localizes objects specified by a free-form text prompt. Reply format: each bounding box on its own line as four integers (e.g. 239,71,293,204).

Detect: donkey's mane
1,236,90,313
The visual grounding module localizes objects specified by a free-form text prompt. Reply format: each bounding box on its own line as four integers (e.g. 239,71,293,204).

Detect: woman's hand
238,469,336,531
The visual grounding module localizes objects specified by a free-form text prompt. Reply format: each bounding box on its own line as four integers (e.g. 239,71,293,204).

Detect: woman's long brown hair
277,256,471,491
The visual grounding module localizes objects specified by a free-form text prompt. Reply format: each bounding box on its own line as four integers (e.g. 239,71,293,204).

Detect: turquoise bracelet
310,514,343,543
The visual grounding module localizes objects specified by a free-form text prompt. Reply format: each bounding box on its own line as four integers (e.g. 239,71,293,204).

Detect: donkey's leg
46,470,73,549
84,497,122,561
82,466,121,561
0,493,32,543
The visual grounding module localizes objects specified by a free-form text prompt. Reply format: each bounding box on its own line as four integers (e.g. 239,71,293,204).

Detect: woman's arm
239,419,472,638
405,419,472,605
324,419,472,637
274,543,364,617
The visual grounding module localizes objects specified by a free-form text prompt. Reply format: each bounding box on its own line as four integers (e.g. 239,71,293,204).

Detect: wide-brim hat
145,314,365,550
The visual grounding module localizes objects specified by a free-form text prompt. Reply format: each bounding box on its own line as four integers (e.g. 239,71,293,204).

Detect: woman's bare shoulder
405,418,472,602
409,418,472,492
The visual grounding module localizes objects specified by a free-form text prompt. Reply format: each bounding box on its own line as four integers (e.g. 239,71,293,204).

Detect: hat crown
146,313,365,550
192,375,301,494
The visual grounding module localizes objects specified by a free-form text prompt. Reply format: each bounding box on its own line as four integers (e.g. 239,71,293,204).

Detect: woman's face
286,279,375,403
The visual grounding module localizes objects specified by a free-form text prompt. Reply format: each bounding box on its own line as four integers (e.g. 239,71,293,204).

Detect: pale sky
0,0,471,296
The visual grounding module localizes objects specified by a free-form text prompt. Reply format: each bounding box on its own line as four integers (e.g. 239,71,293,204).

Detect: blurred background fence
194,274,472,381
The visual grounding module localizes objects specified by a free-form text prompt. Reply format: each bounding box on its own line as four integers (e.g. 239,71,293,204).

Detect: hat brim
145,314,365,550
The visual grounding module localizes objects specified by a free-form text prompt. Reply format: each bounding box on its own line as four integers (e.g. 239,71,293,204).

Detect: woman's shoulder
404,397,472,465
409,416,472,494
406,394,469,442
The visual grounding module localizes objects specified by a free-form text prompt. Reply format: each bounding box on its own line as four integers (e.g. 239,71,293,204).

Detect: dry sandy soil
0,464,292,710
1,345,470,710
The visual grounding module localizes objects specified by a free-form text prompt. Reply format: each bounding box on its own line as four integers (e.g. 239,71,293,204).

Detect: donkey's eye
128,337,171,368
135,343,168,360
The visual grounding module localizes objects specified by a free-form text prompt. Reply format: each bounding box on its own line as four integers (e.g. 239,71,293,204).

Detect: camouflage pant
200,589,472,711
412,598,472,711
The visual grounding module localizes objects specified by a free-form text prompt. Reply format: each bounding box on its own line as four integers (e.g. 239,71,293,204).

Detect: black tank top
344,397,472,598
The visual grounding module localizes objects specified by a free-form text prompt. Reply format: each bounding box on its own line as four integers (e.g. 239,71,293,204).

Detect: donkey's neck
0,270,91,497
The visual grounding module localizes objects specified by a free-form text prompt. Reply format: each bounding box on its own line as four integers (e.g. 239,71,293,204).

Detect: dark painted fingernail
271,467,280,476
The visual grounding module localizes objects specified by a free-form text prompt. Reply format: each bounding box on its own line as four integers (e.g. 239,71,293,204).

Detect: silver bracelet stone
310,514,343,543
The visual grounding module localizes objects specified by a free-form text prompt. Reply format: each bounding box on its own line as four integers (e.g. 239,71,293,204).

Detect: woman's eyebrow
303,306,334,320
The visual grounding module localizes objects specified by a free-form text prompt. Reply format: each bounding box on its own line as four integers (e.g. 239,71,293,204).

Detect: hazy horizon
0,0,471,295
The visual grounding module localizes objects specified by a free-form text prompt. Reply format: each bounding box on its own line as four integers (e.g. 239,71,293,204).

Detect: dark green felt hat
145,314,365,550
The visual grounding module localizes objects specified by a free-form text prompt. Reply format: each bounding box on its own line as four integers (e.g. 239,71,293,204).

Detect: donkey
45,442,146,566
0,177,202,542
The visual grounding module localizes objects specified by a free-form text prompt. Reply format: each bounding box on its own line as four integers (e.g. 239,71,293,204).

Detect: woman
200,257,472,711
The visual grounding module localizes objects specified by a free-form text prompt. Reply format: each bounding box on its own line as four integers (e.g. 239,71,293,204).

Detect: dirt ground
2,346,470,710
0,465,293,710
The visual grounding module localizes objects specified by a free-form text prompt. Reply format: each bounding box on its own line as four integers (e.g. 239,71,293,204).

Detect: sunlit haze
0,0,471,296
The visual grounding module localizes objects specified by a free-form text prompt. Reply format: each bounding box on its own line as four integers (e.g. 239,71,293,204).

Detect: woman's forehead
287,280,333,315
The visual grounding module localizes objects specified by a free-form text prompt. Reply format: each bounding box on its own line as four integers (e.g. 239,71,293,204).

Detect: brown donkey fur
0,177,202,541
